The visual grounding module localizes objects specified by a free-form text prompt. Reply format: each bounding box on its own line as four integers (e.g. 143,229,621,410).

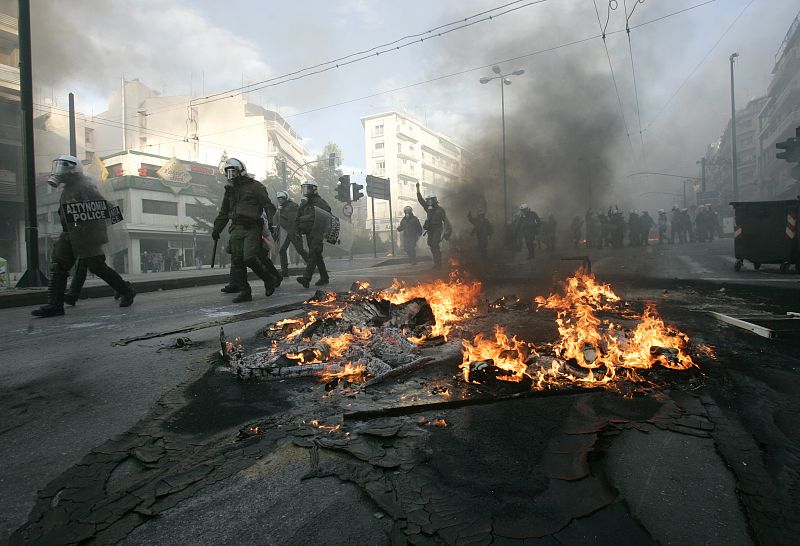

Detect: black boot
32,264,68,317
92,261,135,308
232,266,252,302
221,266,240,293
249,259,276,297
296,276,310,289
118,282,136,307
64,259,88,306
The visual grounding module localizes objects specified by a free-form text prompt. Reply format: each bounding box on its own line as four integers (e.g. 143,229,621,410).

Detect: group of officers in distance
398,184,549,265
573,205,722,249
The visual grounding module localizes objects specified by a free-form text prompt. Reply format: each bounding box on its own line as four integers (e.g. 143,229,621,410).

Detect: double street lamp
480,65,525,225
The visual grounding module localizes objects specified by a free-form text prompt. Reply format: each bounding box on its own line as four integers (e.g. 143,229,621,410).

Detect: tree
309,142,344,193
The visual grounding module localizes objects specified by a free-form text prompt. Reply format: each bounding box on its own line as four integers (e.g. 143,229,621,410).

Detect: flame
380,268,482,339
322,362,367,382
461,326,534,383
462,270,697,389
308,419,342,433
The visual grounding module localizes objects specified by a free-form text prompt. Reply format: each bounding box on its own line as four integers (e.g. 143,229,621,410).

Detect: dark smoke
440,51,626,237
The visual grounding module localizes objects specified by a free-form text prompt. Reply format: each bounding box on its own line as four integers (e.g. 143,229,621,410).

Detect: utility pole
121,75,127,151
500,77,507,226
699,157,706,193
729,53,739,201
480,66,524,226
68,93,77,156
16,0,47,287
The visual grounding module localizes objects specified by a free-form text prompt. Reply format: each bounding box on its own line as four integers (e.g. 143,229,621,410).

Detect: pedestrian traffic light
351,182,364,202
336,174,351,202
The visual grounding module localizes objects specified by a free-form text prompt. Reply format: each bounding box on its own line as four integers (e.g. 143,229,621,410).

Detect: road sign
342,203,353,217
366,174,390,200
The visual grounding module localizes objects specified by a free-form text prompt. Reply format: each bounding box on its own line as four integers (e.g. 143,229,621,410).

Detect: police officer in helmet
295,180,332,288
32,155,136,317
211,158,279,302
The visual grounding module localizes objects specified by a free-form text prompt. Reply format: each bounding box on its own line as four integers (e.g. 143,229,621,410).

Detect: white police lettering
66,200,110,223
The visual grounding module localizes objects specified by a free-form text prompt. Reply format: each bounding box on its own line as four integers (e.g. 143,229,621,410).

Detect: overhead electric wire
189,0,551,109
624,0,646,161
200,0,716,141
198,0,545,102
592,0,637,163
121,0,552,123
644,0,754,132
37,0,716,163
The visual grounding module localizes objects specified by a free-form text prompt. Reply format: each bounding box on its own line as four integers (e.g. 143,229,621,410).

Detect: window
185,203,207,218
84,127,94,148
408,145,415,154
142,199,178,216
375,161,385,175
374,124,384,137
397,143,402,153
375,142,384,150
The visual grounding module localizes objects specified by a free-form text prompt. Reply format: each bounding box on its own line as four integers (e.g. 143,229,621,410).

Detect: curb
0,268,306,310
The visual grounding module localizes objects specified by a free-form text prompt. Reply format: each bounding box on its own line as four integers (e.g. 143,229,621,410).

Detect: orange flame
380,268,482,339
462,270,697,389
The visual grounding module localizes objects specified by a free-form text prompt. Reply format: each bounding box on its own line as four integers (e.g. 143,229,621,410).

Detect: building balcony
421,158,457,176
0,13,16,40
397,151,416,162
763,108,800,147
396,129,417,142
0,63,20,94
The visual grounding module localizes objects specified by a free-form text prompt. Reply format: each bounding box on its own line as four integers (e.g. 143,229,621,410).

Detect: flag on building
86,155,109,182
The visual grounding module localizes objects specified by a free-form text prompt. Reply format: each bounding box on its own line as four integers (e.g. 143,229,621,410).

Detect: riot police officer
211,158,279,302
514,204,541,259
32,155,135,317
296,181,331,288
397,206,423,265
276,191,309,277
416,182,451,268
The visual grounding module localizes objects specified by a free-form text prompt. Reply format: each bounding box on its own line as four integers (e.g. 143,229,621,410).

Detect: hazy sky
30,0,800,209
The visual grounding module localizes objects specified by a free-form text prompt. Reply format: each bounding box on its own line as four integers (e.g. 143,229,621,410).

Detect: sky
28,0,800,212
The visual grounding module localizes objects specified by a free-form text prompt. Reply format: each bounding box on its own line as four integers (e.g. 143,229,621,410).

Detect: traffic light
351,182,364,202
336,174,351,202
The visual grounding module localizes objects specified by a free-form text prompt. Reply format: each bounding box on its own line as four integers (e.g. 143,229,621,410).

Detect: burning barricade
228,270,482,385
224,267,706,396
462,270,702,391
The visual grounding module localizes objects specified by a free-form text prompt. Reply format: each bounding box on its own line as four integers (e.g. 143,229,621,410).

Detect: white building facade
360,111,468,233
92,80,313,182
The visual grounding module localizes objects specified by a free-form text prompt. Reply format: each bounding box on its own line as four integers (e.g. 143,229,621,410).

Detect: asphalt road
1,238,797,543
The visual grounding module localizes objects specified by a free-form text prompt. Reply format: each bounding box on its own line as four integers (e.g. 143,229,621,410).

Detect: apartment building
0,4,21,271
360,111,467,233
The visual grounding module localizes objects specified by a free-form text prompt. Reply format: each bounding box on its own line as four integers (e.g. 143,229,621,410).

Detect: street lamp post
480,65,525,225
729,52,739,202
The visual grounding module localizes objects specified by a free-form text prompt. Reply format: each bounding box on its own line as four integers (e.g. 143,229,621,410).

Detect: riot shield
61,177,113,259
310,206,344,245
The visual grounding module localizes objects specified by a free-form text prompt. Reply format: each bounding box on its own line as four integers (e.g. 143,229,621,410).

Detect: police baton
210,238,218,268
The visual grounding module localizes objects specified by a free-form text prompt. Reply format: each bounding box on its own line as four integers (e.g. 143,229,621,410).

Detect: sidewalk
0,255,388,309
